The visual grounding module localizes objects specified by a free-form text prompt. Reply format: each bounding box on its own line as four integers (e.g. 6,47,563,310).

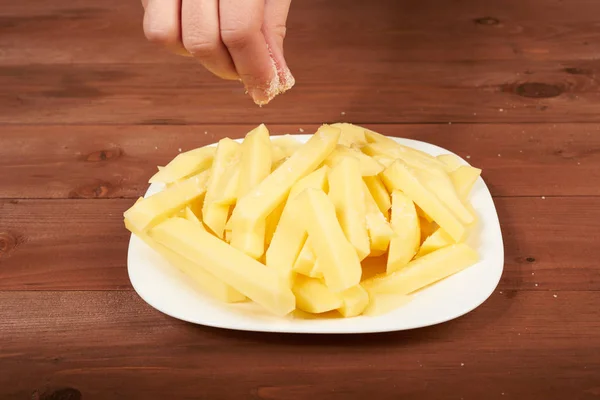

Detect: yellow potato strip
229,125,340,259
124,170,210,232
150,217,295,316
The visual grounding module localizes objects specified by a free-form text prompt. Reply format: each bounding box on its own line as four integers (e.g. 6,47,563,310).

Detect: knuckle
271,24,287,40
183,36,219,58
144,25,178,45
220,26,254,49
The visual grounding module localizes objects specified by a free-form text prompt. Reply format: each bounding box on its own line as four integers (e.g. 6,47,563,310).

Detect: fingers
181,0,239,80
262,0,294,91
219,0,281,105
144,0,294,104
143,0,190,56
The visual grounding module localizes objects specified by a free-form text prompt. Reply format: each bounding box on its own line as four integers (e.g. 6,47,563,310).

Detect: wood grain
3,0,600,397
2,61,600,124
1,290,599,400
2,0,600,124
2,0,600,64
1,197,599,291
1,124,599,199
0,199,131,290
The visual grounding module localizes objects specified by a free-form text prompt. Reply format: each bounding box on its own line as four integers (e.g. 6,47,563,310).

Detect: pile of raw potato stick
124,123,481,318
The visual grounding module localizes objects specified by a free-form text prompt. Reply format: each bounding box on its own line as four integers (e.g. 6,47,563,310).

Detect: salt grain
499,108,504,112
178,148,182,152
204,131,208,135
460,363,464,366
553,294,558,298
535,283,538,287
466,155,471,159
541,196,546,199
299,128,304,133
154,146,158,150
498,154,501,157
341,111,346,116
532,272,535,275
499,291,503,294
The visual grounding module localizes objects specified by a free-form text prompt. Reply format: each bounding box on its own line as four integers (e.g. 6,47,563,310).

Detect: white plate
127,135,504,334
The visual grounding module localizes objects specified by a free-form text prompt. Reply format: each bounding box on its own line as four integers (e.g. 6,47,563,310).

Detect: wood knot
474,16,500,25
563,67,592,76
0,231,20,258
515,82,563,98
526,257,536,263
553,149,577,159
84,148,122,162
40,388,82,400
69,180,112,198
140,118,187,125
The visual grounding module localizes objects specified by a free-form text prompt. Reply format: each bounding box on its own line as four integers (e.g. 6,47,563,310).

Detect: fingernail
250,87,271,106
279,67,295,93
249,62,281,105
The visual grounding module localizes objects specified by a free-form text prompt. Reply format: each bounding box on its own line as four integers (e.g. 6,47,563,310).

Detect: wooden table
2,0,600,399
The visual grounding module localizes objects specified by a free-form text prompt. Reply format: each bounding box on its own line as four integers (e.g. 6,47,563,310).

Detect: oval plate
127,135,504,333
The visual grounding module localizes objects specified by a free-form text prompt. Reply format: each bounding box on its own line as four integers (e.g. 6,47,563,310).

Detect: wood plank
2,60,600,124
1,124,599,199
1,290,599,400
1,197,599,291
3,0,600,124
2,0,600,64
0,200,131,290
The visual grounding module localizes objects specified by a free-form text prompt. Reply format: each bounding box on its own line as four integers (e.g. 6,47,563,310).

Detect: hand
142,0,295,105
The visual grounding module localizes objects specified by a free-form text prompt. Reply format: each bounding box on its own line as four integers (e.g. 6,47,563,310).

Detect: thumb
262,0,294,92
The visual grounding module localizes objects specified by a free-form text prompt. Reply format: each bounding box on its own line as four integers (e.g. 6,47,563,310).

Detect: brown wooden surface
1,0,599,399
